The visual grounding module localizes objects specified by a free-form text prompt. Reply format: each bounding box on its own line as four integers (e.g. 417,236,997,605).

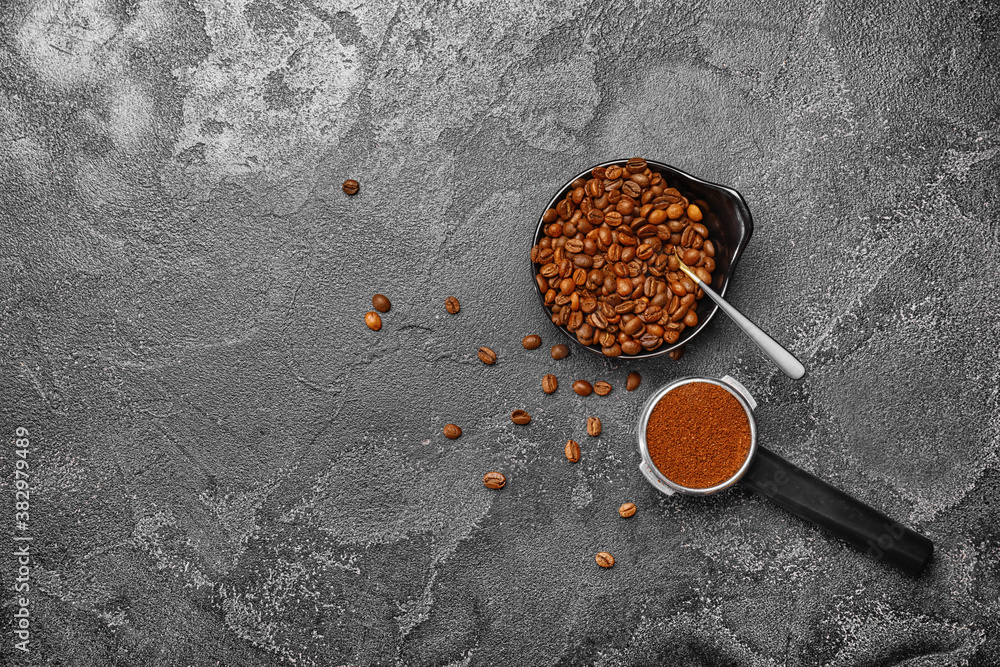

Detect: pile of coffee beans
530,158,717,357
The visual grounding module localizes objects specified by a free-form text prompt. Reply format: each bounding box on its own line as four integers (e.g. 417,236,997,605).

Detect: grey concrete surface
1,0,999,664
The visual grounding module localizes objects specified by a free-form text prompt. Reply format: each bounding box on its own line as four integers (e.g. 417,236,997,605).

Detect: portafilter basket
637,375,934,575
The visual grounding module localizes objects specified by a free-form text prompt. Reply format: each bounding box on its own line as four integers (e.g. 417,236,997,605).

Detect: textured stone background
2,0,999,664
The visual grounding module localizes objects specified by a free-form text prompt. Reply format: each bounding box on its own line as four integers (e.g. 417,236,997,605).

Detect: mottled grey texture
1,0,999,664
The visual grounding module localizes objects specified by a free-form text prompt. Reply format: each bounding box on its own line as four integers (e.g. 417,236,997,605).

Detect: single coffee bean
573,380,593,396
551,344,570,360
542,208,559,223
511,410,531,425
618,502,637,518
626,371,642,391
365,312,382,331
587,416,602,436
687,204,703,221
595,551,615,568
483,471,506,489
565,439,581,463
522,334,542,350
626,157,647,173
542,374,558,394
669,345,685,361
372,294,391,313
443,424,462,439
342,179,359,195
478,347,497,365
621,339,643,355
445,296,461,314
594,381,612,396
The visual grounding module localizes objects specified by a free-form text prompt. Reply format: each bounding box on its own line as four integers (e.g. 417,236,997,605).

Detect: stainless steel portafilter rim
636,376,758,496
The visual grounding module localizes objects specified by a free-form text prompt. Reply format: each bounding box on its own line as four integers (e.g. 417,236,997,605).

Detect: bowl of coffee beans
529,158,753,358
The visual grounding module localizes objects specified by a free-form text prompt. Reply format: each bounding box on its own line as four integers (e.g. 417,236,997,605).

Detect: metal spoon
676,253,805,379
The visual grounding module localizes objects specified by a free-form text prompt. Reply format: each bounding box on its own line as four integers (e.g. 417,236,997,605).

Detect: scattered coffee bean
522,334,542,349
443,424,462,439
478,347,497,365
511,410,531,425
595,551,615,568
445,296,461,314
626,371,642,391
587,417,602,437
564,439,581,463
342,179,360,195
551,344,570,360
365,312,382,331
532,158,719,357
483,472,506,489
594,381,612,396
542,374,558,394
573,380,593,396
618,502,637,518
669,345,685,361
372,294,391,313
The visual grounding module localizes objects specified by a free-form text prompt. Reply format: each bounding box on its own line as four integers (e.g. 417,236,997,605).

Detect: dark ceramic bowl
530,159,754,358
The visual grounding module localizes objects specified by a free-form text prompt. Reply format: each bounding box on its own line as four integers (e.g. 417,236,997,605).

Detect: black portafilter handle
737,446,933,575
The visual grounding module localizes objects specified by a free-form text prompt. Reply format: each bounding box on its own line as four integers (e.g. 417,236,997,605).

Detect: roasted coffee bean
695,267,712,284
702,239,716,257
551,344,570,360
542,374,558,394
615,300,635,315
365,312,382,331
621,339,643,355
595,551,615,568
511,410,531,425
692,223,709,238
443,424,462,439
587,416,602,436
626,157,647,173
601,343,622,357
371,294,391,313
522,334,542,349
573,380,594,396
478,347,497,365
445,296,461,314
594,381,612,396
684,310,699,327
565,439,581,463
622,317,644,336
669,345,685,361
622,180,642,198
688,204,703,221
682,249,700,265
342,179,360,195
639,333,661,350
626,371,642,391
618,502,637,518
543,208,558,223
483,472,506,489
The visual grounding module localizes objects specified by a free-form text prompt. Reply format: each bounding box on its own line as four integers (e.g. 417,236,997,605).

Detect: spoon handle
698,280,806,379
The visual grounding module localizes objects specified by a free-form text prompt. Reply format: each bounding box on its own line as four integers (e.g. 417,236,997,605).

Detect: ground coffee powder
646,382,752,489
